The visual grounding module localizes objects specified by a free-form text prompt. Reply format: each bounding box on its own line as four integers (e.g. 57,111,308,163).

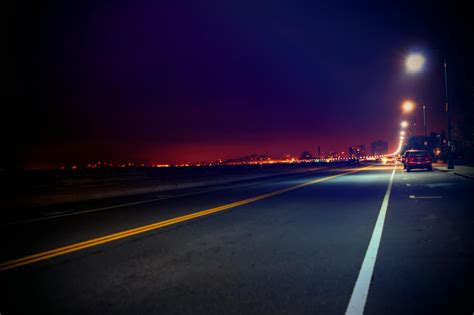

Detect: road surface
1,164,473,314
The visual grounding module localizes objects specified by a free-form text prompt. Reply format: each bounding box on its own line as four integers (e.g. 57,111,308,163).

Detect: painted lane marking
427,183,452,188
409,195,443,199
345,166,396,315
5,198,177,226
0,166,370,271
3,167,332,226
40,210,74,216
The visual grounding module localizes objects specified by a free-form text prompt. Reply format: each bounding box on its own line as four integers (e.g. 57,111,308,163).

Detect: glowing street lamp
402,100,415,113
405,53,425,74
400,131,406,136
401,121,409,128
404,49,453,169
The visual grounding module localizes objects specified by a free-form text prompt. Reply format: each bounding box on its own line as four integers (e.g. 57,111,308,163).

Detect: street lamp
402,100,415,113
405,53,425,73
405,51,453,169
403,98,428,137
400,119,416,136
402,100,417,135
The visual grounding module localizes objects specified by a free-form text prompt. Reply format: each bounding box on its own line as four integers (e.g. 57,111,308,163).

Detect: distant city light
401,121,409,128
405,53,426,73
400,131,405,135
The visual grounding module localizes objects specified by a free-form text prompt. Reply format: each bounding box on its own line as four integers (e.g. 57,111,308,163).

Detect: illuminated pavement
1,164,472,314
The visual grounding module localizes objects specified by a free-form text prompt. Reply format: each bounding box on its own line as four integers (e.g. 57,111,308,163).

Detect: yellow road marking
0,166,371,271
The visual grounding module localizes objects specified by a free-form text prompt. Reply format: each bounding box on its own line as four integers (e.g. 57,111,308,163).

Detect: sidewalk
432,163,474,180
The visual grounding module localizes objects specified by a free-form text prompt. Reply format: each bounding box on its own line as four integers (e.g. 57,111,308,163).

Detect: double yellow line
0,166,369,271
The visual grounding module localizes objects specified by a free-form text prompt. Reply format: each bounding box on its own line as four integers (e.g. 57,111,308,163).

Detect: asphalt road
1,164,473,314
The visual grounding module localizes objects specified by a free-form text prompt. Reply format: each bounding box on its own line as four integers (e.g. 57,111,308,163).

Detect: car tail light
408,155,432,163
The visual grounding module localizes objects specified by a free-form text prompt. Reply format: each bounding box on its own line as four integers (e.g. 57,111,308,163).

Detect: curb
453,172,474,180
433,167,474,180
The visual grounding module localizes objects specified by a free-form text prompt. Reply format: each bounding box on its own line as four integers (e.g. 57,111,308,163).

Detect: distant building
349,145,366,158
371,140,388,155
299,151,314,161
225,154,271,164
325,152,342,160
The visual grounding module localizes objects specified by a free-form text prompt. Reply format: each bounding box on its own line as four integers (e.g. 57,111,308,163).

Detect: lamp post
392,121,409,156
401,100,417,136
405,51,454,169
423,102,426,137
402,98,427,137
444,59,454,169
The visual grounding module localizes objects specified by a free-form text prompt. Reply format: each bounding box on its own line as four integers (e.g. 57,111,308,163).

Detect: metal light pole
422,99,427,137
444,59,454,169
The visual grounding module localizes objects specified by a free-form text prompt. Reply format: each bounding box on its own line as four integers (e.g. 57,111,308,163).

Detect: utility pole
445,59,454,169
423,100,427,137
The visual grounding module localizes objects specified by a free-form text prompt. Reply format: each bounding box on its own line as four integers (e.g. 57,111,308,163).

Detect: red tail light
408,155,432,163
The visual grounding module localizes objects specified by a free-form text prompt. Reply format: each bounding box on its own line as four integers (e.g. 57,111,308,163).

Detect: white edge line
345,166,396,315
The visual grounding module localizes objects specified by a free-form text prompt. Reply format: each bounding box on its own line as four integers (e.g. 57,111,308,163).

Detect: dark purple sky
5,0,474,167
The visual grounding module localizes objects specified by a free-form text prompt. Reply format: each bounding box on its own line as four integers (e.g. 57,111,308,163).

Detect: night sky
5,0,474,168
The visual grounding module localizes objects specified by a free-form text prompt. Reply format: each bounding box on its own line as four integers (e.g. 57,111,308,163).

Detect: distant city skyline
31,141,393,170
23,139,390,169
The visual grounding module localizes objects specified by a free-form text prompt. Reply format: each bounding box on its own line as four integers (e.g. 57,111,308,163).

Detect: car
401,149,419,169
405,150,433,172
401,150,411,168
381,156,396,164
